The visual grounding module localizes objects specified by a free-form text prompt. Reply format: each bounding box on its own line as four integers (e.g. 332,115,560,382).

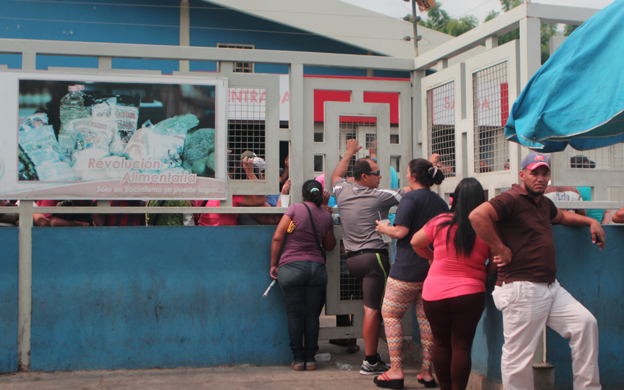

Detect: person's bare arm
270,215,291,279
322,228,337,252
411,228,433,261
469,202,512,267
33,213,51,226
331,138,361,186
280,156,289,184
487,248,498,277
91,213,106,226
239,156,267,206
601,209,612,225
376,221,409,240
50,217,89,227
612,206,624,224
552,209,605,250
239,196,267,206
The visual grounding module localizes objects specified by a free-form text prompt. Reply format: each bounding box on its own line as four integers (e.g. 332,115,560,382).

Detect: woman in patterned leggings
411,178,495,390
374,158,447,389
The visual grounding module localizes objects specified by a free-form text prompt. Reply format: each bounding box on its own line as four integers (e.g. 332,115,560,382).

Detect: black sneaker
360,354,390,375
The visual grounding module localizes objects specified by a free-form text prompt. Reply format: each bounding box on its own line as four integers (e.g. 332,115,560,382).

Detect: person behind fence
50,200,106,227
195,155,266,226
469,153,605,390
373,158,447,389
612,205,624,223
269,179,336,372
0,200,19,226
146,200,194,226
411,178,496,390
331,138,408,376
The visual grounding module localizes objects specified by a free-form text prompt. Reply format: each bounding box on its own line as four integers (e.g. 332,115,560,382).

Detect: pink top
36,200,59,218
422,214,490,301
195,196,244,226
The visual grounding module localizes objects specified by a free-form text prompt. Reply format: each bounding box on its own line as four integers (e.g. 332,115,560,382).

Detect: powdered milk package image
16,80,217,183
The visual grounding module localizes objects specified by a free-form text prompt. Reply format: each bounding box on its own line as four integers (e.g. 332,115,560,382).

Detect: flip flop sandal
373,373,404,389
417,374,438,388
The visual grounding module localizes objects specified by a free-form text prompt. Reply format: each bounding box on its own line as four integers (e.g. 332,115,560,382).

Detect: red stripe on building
501,83,509,128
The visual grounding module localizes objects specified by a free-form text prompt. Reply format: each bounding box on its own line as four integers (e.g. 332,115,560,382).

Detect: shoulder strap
302,202,326,260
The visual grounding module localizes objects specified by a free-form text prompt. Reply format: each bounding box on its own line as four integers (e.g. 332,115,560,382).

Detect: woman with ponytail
270,179,336,371
374,158,448,389
411,177,495,390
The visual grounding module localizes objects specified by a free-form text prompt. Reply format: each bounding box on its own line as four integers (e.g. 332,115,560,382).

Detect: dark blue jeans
278,261,327,362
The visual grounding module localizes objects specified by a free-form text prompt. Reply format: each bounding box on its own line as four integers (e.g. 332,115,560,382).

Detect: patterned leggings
382,277,433,371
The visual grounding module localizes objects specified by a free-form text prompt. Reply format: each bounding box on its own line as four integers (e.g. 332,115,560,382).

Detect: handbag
302,202,326,261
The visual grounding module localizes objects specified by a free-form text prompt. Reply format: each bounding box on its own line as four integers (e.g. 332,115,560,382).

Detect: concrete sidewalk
0,339,427,390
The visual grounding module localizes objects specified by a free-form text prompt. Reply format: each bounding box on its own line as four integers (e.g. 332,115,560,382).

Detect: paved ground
0,338,428,390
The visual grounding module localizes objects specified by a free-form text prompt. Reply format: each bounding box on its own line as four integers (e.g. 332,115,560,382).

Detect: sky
340,0,615,24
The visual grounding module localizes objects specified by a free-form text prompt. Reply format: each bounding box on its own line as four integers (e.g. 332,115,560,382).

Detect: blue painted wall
548,225,624,390
0,227,18,374
0,0,411,78
449,225,624,389
30,226,290,371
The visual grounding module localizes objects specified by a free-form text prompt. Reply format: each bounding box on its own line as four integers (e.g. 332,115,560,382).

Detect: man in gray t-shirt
331,138,406,376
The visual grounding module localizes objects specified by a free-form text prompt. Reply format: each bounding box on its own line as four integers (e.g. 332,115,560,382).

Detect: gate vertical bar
17,200,33,371
289,63,304,203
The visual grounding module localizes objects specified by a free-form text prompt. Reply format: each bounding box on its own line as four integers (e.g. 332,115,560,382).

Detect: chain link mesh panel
472,62,509,173
338,116,377,179
339,241,363,301
427,82,456,176
227,88,266,180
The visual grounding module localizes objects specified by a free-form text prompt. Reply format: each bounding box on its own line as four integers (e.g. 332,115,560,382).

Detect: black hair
408,158,444,187
437,177,485,257
302,179,324,207
353,158,374,181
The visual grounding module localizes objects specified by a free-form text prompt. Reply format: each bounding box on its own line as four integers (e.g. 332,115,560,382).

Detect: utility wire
6,0,411,21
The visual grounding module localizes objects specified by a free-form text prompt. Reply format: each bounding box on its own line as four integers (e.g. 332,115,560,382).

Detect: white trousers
492,280,601,390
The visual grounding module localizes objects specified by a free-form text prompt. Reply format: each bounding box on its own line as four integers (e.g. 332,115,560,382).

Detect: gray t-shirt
333,180,405,253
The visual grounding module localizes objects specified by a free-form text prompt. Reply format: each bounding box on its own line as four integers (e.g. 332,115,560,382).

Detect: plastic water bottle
74,84,91,115
336,362,353,370
59,85,86,160
316,352,331,362
60,85,86,130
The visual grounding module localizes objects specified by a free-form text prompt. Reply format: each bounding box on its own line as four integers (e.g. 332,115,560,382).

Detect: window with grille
217,43,254,73
338,116,377,179
472,62,509,173
227,87,266,180
427,82,456,177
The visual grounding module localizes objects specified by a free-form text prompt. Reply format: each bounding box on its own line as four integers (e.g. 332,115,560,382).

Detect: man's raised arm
331,138,362,186
469,202,512,267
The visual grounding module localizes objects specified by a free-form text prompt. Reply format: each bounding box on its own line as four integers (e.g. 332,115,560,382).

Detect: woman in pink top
411,178,496,390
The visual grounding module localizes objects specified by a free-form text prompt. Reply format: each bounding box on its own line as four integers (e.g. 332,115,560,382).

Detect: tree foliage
412,1,479,37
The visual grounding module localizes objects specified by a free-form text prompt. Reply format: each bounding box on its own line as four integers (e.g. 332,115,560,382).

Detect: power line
0,16,416,43
6,0,411,21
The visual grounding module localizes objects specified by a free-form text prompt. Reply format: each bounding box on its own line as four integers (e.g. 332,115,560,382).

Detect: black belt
346,249,388,259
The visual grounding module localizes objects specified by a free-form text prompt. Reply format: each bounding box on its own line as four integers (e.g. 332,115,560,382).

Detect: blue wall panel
31,226,290,371
470,276,504,382
0,227,18,373
455,225,624,389
548,225,624,390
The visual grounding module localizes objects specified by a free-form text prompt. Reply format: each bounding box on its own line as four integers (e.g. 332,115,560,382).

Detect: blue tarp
505,0,624,152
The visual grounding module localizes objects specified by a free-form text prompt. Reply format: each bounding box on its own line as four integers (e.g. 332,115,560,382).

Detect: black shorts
346,252,390,310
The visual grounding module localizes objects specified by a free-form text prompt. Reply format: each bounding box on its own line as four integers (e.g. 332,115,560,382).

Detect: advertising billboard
0,72,228,200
